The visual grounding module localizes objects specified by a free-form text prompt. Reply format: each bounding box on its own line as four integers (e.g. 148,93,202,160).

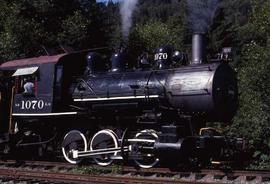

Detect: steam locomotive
0,33,239,168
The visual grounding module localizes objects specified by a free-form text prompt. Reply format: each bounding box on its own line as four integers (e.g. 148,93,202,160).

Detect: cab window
15,75,38,96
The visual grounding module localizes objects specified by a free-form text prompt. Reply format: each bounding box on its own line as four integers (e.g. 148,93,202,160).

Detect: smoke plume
186,0,220,33
120,0,139,39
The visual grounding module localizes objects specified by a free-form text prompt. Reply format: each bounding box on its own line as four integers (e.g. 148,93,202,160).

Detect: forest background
0,0,270,169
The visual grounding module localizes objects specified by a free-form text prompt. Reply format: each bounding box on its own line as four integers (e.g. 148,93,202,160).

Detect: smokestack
191,33,206,65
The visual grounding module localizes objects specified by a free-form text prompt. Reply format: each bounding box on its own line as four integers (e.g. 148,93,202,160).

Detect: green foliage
58,11,89,47
227,0,270,169
135,0,183,24
230,43,270,139
208,0,251,60
0,0,109,63
249,153,270,170
132,21,183,52
73,164,122,175
250,0,270,44
0,2,45,62
122,21,185,67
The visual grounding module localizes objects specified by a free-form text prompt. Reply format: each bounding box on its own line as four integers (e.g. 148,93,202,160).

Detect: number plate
13,95,53,113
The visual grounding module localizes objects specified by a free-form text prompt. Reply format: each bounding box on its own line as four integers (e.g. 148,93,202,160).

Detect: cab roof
0,54,67,69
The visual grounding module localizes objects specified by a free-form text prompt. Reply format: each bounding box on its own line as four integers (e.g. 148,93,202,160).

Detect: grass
72,164,122,175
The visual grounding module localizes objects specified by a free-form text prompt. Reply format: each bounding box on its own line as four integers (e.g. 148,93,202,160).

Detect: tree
202,0,251,61
0,0,110,63
58,11,90,48
228,0,270,169
127,21,185,67
0,1,45,62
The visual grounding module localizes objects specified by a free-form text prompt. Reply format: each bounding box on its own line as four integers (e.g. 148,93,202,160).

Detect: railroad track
0,168,218,184
0,160,269,183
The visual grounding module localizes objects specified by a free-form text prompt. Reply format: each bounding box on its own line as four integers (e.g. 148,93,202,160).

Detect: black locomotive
0,33,239,168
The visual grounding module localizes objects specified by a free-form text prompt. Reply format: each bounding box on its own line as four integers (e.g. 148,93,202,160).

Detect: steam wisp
186,0,220,33
120,0,139,40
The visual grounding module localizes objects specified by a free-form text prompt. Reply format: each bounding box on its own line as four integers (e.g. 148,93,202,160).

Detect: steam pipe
191,33,206,65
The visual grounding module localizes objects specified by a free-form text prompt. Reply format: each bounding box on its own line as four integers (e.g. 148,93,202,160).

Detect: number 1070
21,100,45,110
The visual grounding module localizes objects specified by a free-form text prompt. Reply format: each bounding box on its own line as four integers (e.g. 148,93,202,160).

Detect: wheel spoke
62,130,87,164
133,129,159,168
90,129,119,166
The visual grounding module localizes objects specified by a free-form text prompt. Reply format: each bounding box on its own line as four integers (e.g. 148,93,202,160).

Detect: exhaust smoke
186,0,220,33
120,0,139,40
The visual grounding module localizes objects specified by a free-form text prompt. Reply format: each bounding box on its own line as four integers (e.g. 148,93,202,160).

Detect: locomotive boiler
63,33,238,167
72,34,237,122
0,33,239,168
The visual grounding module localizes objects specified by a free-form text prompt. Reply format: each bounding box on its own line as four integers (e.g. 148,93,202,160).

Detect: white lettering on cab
21,100,45,110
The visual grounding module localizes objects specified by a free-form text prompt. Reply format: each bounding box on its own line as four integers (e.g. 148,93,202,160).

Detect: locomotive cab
2,61,56,116
0,51,89,119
